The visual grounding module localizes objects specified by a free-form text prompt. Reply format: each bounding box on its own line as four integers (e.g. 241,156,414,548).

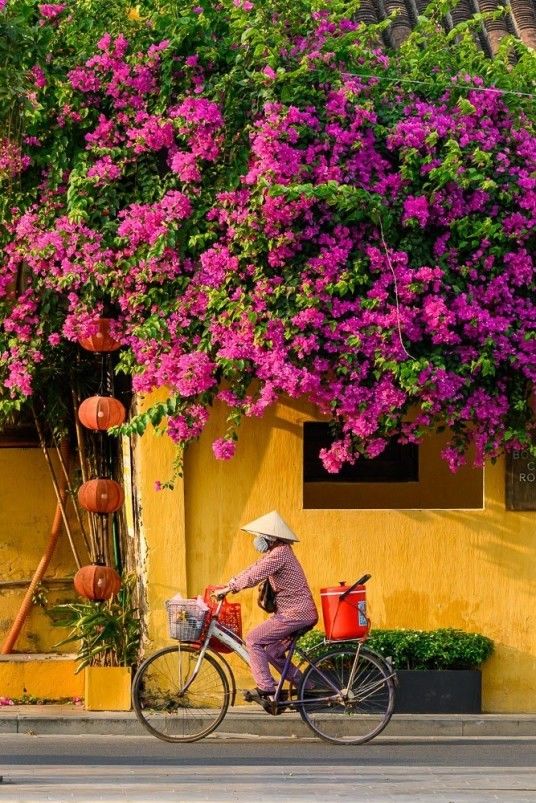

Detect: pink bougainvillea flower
87,155,121,184
402,195,430,227
0,19,534,482
212,438,236,460
0,139,31,178
38,4,66,19
30,65,47,88
169,151,201,182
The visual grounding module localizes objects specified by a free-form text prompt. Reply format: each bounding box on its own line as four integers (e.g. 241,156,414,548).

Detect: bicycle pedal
272,702,290,716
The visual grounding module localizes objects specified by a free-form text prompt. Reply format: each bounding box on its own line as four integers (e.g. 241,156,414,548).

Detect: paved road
0,735,535,802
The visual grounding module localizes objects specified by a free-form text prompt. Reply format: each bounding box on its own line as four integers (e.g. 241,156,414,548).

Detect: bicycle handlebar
210,593,226,617
340,573,371,600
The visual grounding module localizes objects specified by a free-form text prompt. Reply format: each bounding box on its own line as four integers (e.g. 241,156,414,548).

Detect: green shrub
298,628,493,671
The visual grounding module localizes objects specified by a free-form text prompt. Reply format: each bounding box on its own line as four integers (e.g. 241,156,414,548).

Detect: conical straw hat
241,510,299,542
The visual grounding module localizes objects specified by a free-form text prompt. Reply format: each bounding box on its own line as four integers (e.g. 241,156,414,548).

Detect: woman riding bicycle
217,510,318,704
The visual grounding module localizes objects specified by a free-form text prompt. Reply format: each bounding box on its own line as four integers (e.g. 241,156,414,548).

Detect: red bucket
321,582,369,640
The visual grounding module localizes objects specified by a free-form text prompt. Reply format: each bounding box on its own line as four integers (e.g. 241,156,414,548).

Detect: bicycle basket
166,599,208,642
203,586,243,654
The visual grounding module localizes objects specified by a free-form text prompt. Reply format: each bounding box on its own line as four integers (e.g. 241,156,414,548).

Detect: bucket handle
339,573,371,601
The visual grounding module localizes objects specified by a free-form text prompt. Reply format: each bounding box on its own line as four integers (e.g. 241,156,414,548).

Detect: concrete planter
394,670,482,714
84,666,132,711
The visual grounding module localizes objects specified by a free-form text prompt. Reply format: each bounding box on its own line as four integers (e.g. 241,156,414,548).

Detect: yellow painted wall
137,395,536,712
0,657,83,698
134,390,188,654
0,449,88,655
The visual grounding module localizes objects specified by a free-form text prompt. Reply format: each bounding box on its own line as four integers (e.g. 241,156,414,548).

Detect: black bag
257,579,277,613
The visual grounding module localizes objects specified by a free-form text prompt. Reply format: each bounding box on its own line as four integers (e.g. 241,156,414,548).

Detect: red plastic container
203,586,242,654
321,582,369,640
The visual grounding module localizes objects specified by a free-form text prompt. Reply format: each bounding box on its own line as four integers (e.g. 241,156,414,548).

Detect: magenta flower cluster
0,15,534,473
38,4,66,19
0,139,31,179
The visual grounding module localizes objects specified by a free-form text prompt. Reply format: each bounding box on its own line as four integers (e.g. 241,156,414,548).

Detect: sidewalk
0,705,534,738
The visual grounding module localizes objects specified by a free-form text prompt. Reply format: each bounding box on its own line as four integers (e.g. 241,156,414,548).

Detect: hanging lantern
78,478,125,513
74,563,121,601
78,396,126,431
78,318,122,352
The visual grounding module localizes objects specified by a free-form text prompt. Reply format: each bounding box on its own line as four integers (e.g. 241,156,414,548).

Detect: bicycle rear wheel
298,647,395,745
132,644,229,742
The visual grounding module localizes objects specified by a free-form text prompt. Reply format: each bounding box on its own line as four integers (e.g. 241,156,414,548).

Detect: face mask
253,535,271,553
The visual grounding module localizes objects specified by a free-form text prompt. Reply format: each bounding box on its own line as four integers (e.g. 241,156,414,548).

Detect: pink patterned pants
245,613,318,692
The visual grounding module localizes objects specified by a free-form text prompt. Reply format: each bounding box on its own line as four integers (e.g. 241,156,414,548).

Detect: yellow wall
134,391,188,653
0,448,88,654
0,657,83,698
137,396,536,712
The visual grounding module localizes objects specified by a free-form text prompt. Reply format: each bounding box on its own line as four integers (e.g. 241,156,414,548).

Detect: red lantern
78,396,126,431
78,318,122,352
78,478,125,513
74,564,121,601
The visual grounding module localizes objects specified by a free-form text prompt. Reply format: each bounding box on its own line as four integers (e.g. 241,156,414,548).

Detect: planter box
84,666,132,711
394,670,481,714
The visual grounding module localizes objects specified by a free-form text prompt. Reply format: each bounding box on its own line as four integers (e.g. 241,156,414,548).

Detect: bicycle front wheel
132,645,229,742
298,647,395,745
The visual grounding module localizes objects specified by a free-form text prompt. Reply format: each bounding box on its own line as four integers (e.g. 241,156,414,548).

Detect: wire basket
166,599,208,642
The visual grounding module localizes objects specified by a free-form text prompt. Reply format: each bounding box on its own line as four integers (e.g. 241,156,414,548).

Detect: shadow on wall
379,588,485,631
470,496,536,594
396,497,536,596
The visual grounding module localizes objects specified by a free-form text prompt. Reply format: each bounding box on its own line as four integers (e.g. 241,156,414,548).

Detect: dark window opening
0,412,39,448
303,422,419,483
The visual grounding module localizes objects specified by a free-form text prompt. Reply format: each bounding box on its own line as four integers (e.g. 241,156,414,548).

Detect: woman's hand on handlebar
214,585,231,600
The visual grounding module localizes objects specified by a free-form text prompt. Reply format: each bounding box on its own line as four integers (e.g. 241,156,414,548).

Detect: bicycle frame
177,604,249,697
178,601,395,711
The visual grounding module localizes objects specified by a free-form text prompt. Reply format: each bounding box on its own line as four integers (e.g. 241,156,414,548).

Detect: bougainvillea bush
0,0,535,481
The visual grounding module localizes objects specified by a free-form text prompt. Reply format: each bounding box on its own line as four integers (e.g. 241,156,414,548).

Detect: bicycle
132,574,397,745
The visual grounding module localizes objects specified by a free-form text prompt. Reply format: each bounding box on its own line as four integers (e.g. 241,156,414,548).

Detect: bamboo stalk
71,385,98,562
32,410,82,570
52,435,93,561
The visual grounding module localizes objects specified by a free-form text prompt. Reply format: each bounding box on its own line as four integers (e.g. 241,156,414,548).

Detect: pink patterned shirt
228,543,318,622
